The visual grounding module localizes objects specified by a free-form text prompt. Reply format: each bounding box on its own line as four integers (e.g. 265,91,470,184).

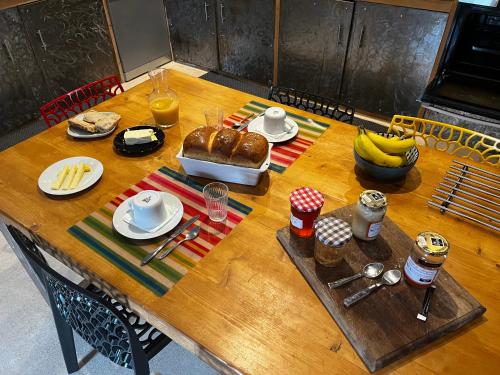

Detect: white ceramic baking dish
176,145,272,186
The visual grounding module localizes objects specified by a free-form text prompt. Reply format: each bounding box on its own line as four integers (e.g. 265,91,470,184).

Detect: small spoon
343,269,402,307
159,226,200,260
328,262,384,289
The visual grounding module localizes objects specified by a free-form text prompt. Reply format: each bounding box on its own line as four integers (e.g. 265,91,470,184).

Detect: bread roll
183,126,268,169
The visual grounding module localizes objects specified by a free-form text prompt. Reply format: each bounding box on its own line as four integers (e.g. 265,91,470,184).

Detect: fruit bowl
354,133,419,180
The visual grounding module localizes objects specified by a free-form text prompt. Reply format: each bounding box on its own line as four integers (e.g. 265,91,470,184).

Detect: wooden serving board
276,205,486,372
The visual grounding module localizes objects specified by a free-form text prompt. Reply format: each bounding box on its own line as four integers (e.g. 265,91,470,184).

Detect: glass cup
203,182,229,222
148,68,179,128
204,106,224,130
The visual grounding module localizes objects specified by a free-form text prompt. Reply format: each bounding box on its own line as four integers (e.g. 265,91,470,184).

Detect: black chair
268,86,355,124
7,226,171,375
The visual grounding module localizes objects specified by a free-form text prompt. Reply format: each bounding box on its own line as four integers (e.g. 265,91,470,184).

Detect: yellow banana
357,131,404,167
366,131,416,154
354,135,371,160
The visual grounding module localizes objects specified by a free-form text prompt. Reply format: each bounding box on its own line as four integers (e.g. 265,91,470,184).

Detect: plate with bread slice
67,110,120,138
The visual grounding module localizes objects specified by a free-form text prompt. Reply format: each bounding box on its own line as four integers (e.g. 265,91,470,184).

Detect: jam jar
352,190,387,241
404,231,449,288
289,187,325,238
314,217,353,267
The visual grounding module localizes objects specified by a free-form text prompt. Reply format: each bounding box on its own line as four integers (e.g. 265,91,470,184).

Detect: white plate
247,116,299,143
67,113,117,139
38,156,104,196
112,192,184,240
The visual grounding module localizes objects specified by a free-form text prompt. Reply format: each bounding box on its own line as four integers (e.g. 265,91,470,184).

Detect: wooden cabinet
19,0,118,99
0,7,48,135
340,2,447,116
165,0,218,70
216,0,274,84
278,0,353,99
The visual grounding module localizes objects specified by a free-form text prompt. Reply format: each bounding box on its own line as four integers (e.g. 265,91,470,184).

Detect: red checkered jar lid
290,187,325,213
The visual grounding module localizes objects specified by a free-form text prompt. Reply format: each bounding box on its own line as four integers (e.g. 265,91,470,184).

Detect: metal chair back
389,115,500,166
268,86,355,124
40,75,124,127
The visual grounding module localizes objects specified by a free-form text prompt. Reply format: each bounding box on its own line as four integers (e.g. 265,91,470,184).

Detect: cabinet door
278,0,353,99
216,0,274,84
165,0,218,70
19,0,118,99
341,2,447,116
0,7,48,135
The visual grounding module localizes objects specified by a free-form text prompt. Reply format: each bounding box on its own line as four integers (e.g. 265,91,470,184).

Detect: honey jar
352,190,387,241
314,217,353,267
404,231,449,288
289,187,325,238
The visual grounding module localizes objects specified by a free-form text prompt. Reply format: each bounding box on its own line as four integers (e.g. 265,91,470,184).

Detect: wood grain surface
277,205,486,372
0,70,499,375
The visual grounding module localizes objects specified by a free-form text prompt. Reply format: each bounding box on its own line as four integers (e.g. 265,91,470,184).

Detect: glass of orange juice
148,68,179,128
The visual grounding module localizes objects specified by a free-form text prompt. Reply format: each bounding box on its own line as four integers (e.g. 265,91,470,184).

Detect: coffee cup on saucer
263,107,292,135
129,190,166,230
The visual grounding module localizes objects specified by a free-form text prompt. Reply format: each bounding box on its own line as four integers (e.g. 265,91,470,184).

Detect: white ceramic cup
263,107,291,135
129,190,166,230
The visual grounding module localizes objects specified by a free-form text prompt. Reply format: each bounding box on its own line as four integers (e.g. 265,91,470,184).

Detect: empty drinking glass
204,106,224,130
203,182,229,222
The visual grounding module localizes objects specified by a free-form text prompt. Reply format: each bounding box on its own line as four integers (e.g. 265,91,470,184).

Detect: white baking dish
176,145,272,186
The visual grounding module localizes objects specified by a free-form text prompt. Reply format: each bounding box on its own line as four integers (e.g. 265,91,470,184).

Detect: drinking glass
204,106,224,130
148,68,179,128
203,182,229,222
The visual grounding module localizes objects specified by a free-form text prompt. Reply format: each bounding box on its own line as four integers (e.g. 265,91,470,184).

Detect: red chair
40,75,124,127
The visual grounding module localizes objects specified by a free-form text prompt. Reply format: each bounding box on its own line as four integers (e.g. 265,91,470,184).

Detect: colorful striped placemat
68,166,252,296
223,100,330,173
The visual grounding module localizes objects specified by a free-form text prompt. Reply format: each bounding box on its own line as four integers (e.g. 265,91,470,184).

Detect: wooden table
0,70,498,374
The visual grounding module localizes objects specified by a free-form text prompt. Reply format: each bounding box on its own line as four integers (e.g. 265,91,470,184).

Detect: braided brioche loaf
183,126,269,169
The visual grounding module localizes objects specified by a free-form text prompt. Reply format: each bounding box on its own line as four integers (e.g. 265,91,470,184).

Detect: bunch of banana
354,127,416,168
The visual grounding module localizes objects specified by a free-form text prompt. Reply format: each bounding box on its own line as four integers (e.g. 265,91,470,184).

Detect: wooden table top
0,70,498,374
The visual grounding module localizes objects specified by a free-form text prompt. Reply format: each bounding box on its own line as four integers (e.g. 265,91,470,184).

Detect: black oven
422,1,500,121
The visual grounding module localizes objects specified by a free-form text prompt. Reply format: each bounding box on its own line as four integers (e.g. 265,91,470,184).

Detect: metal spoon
343,269,401,307
159,225,200,260
328,262,384,289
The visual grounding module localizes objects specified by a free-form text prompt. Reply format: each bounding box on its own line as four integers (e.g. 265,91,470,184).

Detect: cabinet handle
358,25,365,49
337,25,343,46
37,30,48,52
204,2,209,22
220,2,225,24
3,39,14,64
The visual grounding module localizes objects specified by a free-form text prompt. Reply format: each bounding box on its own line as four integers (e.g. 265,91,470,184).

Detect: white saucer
112,192,184,240
38,156,104,196
67,113,117,138
247,116,299,143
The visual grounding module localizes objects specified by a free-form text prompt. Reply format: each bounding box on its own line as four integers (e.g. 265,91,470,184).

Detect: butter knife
140,215,200,266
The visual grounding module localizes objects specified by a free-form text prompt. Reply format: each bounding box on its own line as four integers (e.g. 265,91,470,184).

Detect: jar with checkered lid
289,187,325,238
352,190,387,241
314,217,353,267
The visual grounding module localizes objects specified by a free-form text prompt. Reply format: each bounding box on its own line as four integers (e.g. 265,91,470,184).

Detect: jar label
404,256,437,285
290,213,303,229
367,221,382,238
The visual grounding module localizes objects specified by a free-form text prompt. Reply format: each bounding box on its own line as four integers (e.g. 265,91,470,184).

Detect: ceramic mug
263,107,292,135
129,190,166,230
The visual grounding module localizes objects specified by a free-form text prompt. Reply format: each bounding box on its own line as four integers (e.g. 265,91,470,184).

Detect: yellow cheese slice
51,165,70,190
83,164,91,172
70,162,85,189
62,165,77,190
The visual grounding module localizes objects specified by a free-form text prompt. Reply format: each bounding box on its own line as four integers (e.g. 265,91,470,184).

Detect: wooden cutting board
276,205,486,372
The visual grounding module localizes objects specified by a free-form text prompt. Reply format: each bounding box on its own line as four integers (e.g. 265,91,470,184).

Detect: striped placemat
68,166,252,296
224,100,330,173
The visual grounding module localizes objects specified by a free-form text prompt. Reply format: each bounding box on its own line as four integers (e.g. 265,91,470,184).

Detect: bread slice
68,110,120,133
68,117,98,133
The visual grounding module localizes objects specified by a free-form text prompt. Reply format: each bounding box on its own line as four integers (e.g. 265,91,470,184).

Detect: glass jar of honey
352,190,387,241
404,231,449,288
289,187,324,238
314,217,353,267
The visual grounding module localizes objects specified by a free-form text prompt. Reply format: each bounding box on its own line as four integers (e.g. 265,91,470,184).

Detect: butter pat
124,129,158,145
